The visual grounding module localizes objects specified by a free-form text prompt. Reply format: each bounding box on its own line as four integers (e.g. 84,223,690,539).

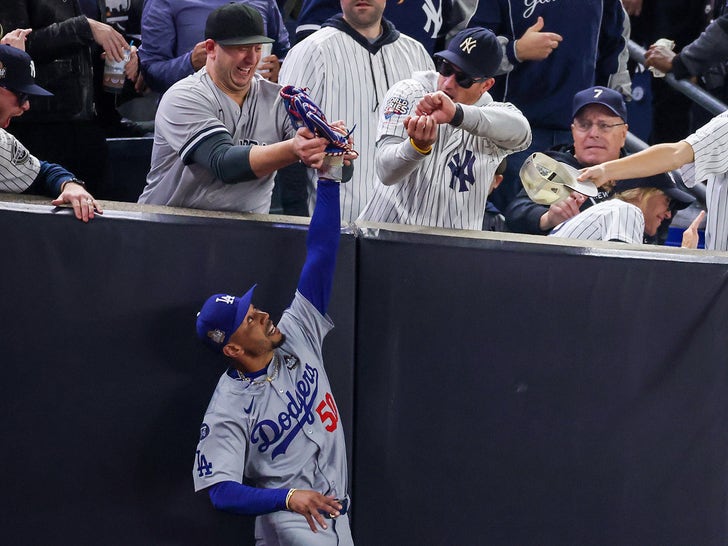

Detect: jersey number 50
316,393,339,432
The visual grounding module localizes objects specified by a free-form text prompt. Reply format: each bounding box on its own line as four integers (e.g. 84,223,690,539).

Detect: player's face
0,86,30,129
341,0,386,31
229,304,285,357
641,190,672,237
437,69,493,105
572,104,628,168
210,43,262,97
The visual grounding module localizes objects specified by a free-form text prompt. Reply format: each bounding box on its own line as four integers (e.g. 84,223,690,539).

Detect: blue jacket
470,0,625,131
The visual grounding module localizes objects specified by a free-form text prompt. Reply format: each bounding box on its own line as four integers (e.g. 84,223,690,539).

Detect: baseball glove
279,85,358,158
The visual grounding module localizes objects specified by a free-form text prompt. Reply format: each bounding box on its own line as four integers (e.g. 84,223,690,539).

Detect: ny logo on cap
460,37,477,54
29,60,36,78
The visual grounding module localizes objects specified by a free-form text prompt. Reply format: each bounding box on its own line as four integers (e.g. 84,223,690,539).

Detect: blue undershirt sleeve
38,161,76,196
188,132,256,183
208,481,288,515
297,180,340,315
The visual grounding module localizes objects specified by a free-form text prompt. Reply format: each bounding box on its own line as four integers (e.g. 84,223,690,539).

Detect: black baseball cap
0,45,52,96
434,27,502,79
572,86,627,121
614,172,695,210
205,3,274,46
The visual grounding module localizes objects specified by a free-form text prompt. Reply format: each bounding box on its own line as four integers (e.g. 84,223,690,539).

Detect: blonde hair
613,187,665,208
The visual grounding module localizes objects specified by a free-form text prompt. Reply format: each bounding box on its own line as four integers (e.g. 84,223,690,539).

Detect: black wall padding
354,233,728,546
0,205,355,545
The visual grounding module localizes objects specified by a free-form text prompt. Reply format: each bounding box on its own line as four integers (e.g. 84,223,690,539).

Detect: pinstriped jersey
0,129,41,193
357,71,531,230
138,68,294,213
278,25,434,223
682,111,728,251
548,199,644,244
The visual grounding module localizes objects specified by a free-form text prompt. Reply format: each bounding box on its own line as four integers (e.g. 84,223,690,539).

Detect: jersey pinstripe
357,71,531,230
682,111,728,251
548,199,644,244
138,69,294,213
0,129,41,193
278,26,434,222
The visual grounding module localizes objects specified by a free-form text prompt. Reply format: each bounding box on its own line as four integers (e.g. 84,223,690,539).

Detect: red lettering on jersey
316,392,339,432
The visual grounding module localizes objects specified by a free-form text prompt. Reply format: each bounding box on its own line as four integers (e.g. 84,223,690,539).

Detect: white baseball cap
520,152,598,206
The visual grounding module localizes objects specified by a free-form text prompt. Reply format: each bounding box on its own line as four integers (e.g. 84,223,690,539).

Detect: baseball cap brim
215,36,275,46
233,284,257,333
520,152,598,206
663,186,695,210
19,82,53,97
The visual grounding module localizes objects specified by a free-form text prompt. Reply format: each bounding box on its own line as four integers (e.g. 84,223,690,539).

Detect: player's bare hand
622,0,643,16
515,17,563,61
287,490,343,533
190,41,208,71
87,19,129,62
53,182,103,223
293,127,328,169
644,44,675,74
403,115,437,151
539,191,586,231
415,91,456,124
257,54,281,83
330,120,358,165
681,209,705,249
1,28,32,51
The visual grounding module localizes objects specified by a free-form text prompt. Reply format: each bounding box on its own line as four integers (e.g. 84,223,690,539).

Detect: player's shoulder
161,70,215,106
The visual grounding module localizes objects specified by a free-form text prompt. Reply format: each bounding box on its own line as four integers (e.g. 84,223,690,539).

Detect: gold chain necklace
237,354,280,385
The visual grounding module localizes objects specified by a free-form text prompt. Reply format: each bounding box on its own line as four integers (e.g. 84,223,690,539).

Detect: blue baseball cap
196,284,256,352
572,86,627,121
614,172,695,210
434,27,502,79
0,45,52,96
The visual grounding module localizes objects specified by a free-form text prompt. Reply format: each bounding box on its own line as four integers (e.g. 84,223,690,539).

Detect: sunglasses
435,58,487,89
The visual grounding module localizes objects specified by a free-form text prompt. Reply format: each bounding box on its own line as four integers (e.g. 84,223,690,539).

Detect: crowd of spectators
0,0,723,249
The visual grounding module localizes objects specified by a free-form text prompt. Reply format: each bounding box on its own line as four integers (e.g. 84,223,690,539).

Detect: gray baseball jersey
193,292,352,545
548,199,644,244
682,111,728,251
0,129,41,193
278,24,434,222
138,69,295,213
357,71,531,230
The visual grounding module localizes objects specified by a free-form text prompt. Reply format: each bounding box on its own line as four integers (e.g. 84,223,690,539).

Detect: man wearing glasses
504,86,630,235
357,27,531,230
0,44,101,222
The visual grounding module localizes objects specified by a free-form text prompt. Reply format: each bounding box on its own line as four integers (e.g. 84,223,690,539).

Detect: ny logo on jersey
448,150,476,192
421,0,443,39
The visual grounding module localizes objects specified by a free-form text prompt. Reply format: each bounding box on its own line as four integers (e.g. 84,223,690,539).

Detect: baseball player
579,110,728,251
193,134,353,544
0,44,100,222
549,174,694,244
357,27,531,230
278,0,434,222
138,4,328,214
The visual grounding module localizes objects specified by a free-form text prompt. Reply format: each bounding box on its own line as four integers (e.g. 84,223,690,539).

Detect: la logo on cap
460,37,477,54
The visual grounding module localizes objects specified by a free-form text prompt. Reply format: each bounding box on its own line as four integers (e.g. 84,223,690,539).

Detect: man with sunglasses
504,86,631,236
0,44,101,222
357,27,531,230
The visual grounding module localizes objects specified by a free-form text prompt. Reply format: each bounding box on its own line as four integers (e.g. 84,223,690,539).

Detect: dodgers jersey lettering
0,129,41,193
682,111,728,251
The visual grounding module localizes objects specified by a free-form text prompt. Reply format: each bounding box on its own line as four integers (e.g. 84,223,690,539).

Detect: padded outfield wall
2,197,728,545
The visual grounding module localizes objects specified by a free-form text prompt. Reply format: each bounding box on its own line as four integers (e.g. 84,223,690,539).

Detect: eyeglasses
435,58,487,89
572,119,626,134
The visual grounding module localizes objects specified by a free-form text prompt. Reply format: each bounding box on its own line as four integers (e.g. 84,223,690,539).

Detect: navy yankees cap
205,3,274,46
572,86,627,121
434,27,502,79
196,284,257,353
0,45,52,96
614,172,694,210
